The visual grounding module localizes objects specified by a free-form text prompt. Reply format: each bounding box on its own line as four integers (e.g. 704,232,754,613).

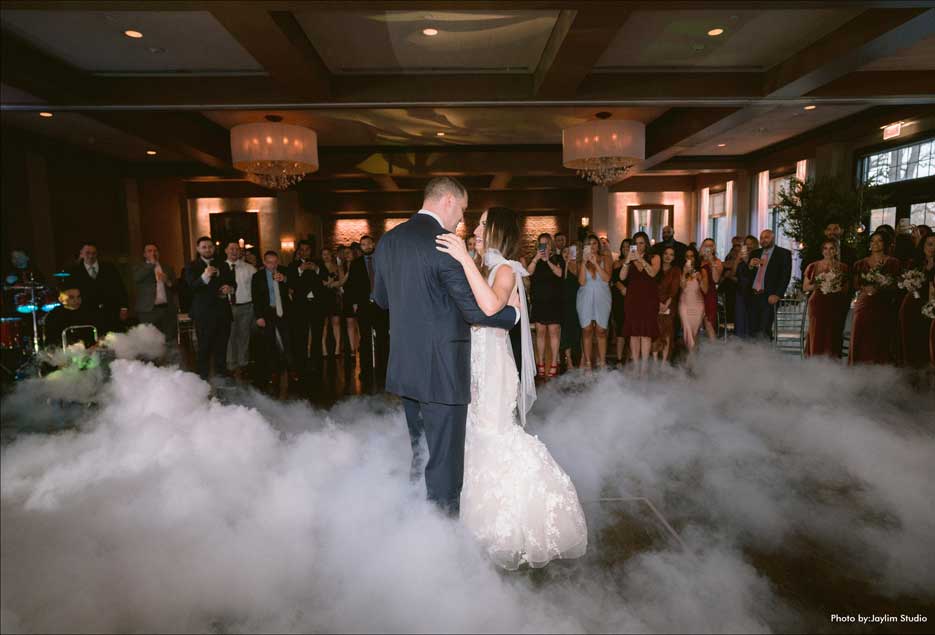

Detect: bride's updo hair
483,206,519,260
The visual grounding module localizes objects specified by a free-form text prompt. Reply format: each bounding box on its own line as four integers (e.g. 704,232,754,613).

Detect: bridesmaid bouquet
922,298,935,320
860,266,894,292
898,269,926,299
815,270,844,295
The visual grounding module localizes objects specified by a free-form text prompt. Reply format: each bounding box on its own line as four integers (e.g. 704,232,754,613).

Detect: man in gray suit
133,242,177,343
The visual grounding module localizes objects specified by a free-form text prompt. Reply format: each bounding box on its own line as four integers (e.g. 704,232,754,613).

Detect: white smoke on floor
101,323,166,361
1,342,933,633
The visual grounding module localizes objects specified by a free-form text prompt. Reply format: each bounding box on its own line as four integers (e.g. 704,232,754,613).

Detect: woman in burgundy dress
897,234,935,368
849,231,903,365
699,238,723,341
621,231,660,369
652,245,681,362
802,239,850,359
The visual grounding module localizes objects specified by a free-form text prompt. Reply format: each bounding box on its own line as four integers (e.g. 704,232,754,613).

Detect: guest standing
287,240,325,378
897,234,934,368
183,236,236,379
133,242,177,344
222,241,256,379
802,239,850,359
748,230,793,340
576,234,612,370
733,235,759,338
620,231,660,369
252,251,291,398
559,245,581,371
610,238,632,368
67,242,129,336
679,246,707,354
347,235,389,386
699,238,723,341
319,247,342,357
652,246,681,362
651,225,688,266
527,233,564,377
720,236,743,327
849,231,902,365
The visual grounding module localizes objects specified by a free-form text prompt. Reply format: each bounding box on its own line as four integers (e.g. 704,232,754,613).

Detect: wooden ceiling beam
0,28,232,170
534,8,632,97
807,71,935,98
210,5,331,100
762,8,935,99
298,187,589,214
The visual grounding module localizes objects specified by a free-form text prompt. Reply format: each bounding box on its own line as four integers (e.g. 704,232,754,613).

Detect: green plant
774,176,886,267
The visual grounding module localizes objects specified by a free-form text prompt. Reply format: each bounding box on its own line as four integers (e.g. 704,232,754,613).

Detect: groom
373,177,519,515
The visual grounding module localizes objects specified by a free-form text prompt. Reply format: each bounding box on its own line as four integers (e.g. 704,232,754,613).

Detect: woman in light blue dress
576,234,613,369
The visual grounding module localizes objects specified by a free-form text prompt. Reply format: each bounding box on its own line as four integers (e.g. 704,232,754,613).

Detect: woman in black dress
319,247,342,357
526,233,565,377
610,238,632,368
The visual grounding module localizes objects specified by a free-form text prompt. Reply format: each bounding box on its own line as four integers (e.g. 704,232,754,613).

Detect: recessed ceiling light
146,150,157,156
707,28,724,36
124,29,143,39
39,111,53,118
436,132,446,138
717,143,727,148
803,104,817,111
422,27,439,36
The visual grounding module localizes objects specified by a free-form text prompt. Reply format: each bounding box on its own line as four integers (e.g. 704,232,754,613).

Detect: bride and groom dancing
373,176,587,570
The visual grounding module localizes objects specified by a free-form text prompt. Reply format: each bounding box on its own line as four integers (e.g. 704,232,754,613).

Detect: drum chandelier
562,113,645,186
230,117,319,190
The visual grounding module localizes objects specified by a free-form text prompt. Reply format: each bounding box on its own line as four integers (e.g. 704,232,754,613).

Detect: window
859,137,934,185
869,207,897,233
910,201,935,228
707,190,729,257
767,175,795,252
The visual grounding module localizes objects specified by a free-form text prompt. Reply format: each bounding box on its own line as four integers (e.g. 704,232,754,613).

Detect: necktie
89,264,98,279
754,252,769,291
154,262,167,305
272,275,283,317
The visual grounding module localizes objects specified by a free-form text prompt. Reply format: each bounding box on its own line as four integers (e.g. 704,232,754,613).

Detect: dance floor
1,342,932,634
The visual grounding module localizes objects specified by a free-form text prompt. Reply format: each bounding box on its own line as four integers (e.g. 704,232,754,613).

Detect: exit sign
883,122,902,140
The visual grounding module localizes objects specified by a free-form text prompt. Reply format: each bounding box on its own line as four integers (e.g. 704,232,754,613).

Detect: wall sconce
280,238,295,251
580,216,590,227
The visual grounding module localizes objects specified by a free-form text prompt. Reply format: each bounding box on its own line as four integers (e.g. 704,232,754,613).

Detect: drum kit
1,271,68,379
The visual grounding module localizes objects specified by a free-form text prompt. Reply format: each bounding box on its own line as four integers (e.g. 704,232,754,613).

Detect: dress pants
194,312,231,379
358,300,389,383
748,292,776,340
291,298,324,375
227,302,253,370
138,305,177,343
258,311,291,373
402,397,468,516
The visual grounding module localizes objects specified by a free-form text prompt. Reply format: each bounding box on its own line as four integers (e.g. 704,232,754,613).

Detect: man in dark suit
286,240,325,378
748,229,793,340
373,177,518,515
133,242,177,344
183,236,236,380
252,250,292,398
67,242,128,336
651,225,688,266
346,234,389,388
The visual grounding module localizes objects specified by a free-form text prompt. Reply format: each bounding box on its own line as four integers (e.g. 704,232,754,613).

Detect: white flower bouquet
898,269,926,299
815,270,844,295
922,298,935,320
860,266,894,292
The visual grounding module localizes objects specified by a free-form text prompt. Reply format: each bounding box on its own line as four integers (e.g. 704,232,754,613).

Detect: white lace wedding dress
460,258,588,570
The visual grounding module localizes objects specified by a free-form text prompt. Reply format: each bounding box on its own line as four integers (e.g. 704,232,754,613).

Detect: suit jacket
651,239,688,265
286,258,325,309
373,212,517,405
133,262,177,314
251,266,292,320
66,261,128,316
183,257,236,322
345,256,373,309
750,245,793,298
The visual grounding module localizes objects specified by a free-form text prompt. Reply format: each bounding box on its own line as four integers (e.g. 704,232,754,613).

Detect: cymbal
52,271,72,278
4,283,49,291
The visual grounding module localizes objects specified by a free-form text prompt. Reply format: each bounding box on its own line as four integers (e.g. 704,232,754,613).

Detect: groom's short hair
424,176,466,202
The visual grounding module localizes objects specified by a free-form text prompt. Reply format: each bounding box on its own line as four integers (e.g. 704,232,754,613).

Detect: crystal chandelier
562,114,645,187
230,117,319,190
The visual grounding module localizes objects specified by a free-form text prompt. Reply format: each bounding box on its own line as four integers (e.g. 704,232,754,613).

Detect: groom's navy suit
373,212,517,513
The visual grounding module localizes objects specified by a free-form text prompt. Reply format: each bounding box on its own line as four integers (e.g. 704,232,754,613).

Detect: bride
435,206,587,570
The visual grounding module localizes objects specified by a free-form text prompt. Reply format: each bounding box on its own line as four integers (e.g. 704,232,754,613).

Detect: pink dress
679,275,705,349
